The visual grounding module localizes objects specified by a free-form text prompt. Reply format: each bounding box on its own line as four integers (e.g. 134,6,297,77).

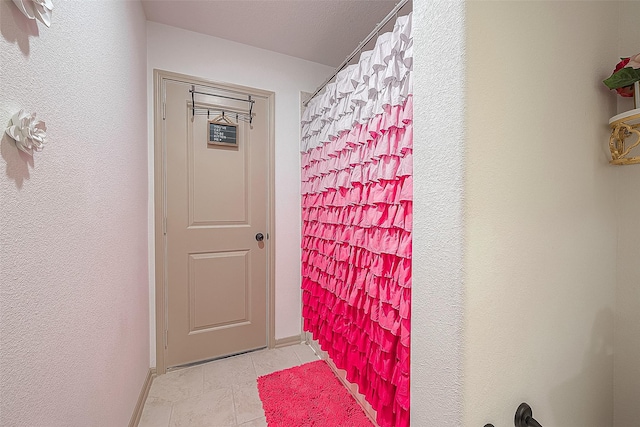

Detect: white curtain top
301,13,413,153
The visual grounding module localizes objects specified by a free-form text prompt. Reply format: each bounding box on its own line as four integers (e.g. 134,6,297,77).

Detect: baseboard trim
274,334,303,348
306,337,379,427
129,368,156,427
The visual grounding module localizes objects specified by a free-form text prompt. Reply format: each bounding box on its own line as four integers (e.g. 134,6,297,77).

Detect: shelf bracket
609,109,640,165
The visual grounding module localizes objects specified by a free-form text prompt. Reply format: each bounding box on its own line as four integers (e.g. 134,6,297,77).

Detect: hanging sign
208,120,238,146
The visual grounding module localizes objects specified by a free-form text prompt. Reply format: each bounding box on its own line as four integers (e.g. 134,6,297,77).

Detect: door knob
255,233,264,242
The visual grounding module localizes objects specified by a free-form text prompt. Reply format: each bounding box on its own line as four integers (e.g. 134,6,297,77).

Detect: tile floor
139,343,320,427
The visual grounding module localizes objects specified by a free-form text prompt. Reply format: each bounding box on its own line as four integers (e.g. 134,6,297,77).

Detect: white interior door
158,74,273,368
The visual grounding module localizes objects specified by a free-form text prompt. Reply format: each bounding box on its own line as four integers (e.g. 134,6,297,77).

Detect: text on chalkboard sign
208,120,238,146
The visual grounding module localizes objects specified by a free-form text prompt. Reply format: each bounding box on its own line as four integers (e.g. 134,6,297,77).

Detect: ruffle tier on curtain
300,13,412,427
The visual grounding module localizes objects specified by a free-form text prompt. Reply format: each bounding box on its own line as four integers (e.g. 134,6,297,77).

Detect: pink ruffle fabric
301,96,412,427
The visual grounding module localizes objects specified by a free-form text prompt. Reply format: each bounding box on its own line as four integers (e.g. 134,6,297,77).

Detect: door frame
153,69,276,374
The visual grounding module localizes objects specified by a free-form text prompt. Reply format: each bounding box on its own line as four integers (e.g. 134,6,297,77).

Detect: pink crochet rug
257,360,374,427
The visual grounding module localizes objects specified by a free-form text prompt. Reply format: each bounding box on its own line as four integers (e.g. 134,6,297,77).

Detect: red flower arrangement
604,53,640,97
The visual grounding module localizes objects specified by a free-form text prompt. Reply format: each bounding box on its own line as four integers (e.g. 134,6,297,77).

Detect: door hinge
163,216,167,235
162,101,166,120
164,329,168,349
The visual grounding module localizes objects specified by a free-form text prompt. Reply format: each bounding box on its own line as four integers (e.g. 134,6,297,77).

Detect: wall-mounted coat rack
194,107,252,124
189,86,255,124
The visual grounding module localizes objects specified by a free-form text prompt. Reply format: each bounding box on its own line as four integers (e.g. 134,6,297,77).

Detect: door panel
162,78,270,368
189,117,249,226
188,250,249,331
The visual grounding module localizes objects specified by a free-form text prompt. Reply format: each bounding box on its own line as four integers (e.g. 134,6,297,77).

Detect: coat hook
515,403,543,427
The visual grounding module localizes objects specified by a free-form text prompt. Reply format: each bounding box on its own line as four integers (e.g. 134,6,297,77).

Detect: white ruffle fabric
301,13,412,153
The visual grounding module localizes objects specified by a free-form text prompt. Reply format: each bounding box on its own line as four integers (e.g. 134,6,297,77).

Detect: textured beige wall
465,2,619,425
0,1,149,425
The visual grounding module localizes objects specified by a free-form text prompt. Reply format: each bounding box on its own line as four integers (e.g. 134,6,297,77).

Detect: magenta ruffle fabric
301,96,412,427
258,360,374,427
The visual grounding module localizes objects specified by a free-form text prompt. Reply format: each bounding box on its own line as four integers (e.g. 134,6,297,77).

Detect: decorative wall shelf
609,108,640,165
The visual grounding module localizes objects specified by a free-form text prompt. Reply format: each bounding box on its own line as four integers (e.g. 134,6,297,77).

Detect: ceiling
141,0,400,68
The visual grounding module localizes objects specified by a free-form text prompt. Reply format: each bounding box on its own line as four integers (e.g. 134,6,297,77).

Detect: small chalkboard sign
208,120,238,146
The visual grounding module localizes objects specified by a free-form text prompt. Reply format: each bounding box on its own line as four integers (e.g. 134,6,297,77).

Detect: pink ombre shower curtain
300,14,412,427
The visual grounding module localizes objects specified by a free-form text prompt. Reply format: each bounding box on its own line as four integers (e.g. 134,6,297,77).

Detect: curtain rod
303,0,411,107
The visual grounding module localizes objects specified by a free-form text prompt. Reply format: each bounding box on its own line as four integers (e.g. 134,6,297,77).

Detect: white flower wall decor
5,110,48,155
12,0,53,28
